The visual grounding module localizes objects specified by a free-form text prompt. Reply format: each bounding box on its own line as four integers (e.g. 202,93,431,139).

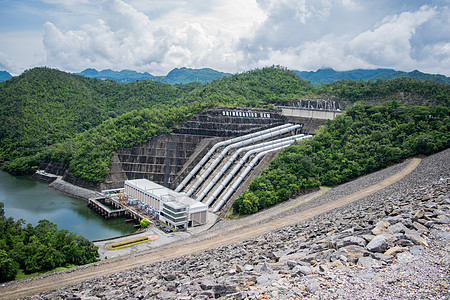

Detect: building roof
125,179,207,213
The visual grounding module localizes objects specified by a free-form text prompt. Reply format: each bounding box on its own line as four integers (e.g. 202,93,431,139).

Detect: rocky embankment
24,150,449,299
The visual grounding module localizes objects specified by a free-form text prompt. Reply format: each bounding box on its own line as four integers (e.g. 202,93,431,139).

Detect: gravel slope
0,149,447,299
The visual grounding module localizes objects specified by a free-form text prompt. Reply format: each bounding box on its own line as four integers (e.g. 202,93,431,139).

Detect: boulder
357,256,382,269
366,235,389,253
384,246,407,256
371,221,393,235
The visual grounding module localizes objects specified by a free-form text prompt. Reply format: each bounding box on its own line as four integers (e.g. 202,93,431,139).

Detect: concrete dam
39,104,342,213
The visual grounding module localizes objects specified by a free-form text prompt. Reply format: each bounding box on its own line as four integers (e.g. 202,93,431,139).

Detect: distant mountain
160,67,231,84
293,68,450,85
76,67,231,84
76,68,155,82
0,71,12,82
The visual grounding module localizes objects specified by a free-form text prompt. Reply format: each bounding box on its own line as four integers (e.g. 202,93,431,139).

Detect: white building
124,179,208,229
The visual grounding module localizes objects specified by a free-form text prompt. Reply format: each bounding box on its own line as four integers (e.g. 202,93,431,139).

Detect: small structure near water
124,179,208,230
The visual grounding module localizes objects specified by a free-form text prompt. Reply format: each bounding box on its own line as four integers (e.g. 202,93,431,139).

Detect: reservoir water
0,170,136,241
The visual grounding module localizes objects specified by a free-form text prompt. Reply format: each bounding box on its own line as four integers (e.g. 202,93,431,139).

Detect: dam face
100,107,289,191
39,105,330,213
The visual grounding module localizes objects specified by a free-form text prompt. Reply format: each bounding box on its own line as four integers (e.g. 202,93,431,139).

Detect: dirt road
0,158,421,300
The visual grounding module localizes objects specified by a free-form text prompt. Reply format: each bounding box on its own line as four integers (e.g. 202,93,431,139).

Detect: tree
0,249,19,282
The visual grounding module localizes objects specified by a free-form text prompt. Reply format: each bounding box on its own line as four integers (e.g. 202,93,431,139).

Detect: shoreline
47,176,102,201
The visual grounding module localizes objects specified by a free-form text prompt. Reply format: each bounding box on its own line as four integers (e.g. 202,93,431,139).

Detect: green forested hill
0,67,181,174
234,103,450,214
0,66,314,181
294,68,450,85
318,77,450,106
76,67,231,84
0,66,449,184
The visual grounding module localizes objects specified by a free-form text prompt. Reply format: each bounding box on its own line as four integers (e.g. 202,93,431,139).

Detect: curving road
0,158,421,300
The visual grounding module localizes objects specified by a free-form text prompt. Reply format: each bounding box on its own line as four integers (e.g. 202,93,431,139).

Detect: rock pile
25,150,449,299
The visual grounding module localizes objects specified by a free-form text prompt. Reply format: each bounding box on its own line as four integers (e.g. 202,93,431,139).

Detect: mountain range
75,67,231,84
0,67,449,85
0,71,12,82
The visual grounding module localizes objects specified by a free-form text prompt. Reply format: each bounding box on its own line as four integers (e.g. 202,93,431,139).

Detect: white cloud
2,0,450,76
347,6,435,67
42,0,265,74
0,32,45,74
245,3,449,74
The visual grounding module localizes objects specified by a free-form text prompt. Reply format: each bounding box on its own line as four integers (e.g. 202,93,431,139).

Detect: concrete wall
280,107,343,120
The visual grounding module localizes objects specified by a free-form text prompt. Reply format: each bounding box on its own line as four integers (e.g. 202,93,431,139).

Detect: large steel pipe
205,135,312,207
212,135,312,212
186,124,301,196
174,123,293,192
196,134,305,202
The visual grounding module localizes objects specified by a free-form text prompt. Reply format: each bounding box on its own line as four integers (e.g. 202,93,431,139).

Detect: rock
412,221,429,233
235,264,243,273
336,236,367,248
433,215,449,224
424,221,435,228
331,245,369,264
384,246,407,256
406,233,429,247
157,291,177,299
371,253,393,264
164,274,177,281
366,235,389,253
387,222,410,234
357,256,382,269
293,265,313,276
414,208,426,219
410,245,425,256
372,221,393,235
286,260,297,269
259,262,272,273
396,252,414,264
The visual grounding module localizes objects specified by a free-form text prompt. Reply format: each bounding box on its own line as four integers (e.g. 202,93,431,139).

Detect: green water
0,170,136,241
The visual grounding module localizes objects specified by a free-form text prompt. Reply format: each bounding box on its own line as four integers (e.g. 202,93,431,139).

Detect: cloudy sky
1,0,449,76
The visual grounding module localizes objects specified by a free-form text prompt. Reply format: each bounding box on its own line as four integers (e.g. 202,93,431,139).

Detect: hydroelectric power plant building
124,179,208,229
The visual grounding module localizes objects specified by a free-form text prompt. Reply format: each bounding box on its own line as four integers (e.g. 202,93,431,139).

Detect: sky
0,0,449,76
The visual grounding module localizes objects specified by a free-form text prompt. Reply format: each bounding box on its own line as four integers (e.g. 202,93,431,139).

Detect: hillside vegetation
0,66,449,187
0,203,99,282
233,103,449,214
294,68,450,85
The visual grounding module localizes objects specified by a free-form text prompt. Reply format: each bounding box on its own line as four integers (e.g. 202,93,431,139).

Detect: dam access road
0,151,447,299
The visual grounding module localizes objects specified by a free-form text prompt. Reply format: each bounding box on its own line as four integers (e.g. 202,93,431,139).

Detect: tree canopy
0,206,99,282
233,102,449,214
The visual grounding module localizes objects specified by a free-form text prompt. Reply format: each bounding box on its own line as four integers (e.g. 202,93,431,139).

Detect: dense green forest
294,68,450,85
0,66,449,185
318,77,450,106
0,202,99,282
0,66,315,182
233,103,449,214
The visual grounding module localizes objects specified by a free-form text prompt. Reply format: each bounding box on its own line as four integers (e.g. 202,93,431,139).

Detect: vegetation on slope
0,67,182,175
0,66,449,185
0,66,313,182
0,203,99,282
294,68,450,85
233,102,450,214
318,77,450,105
